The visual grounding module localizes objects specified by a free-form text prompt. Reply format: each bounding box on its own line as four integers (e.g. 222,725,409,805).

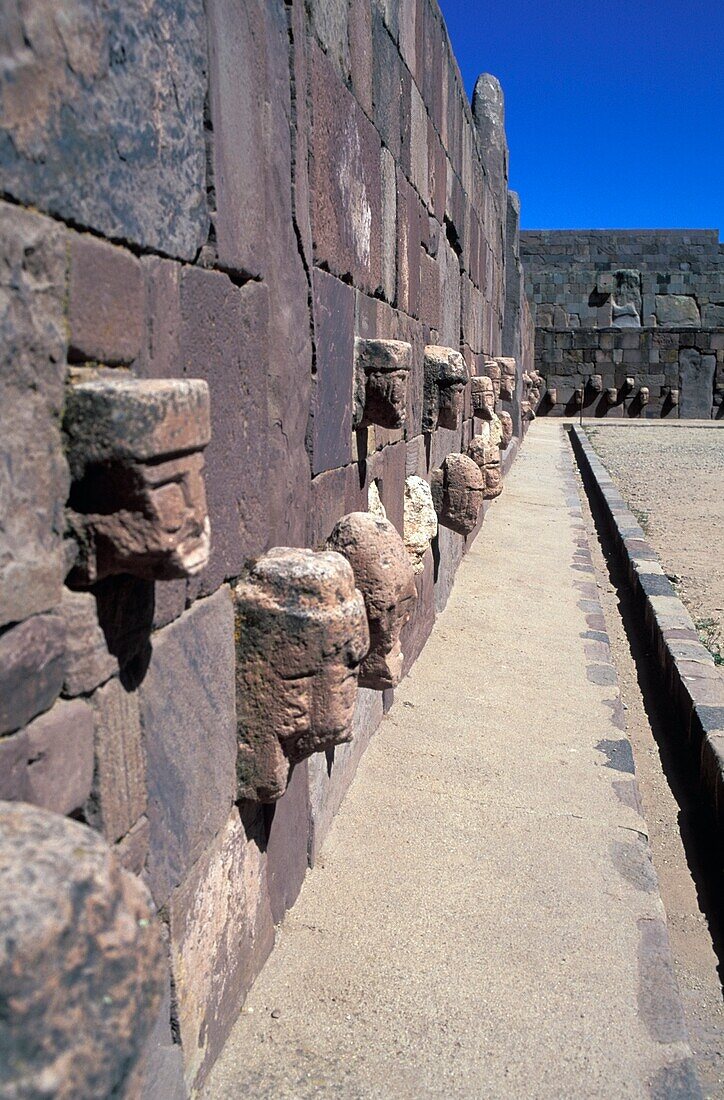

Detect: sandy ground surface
584,425,724,666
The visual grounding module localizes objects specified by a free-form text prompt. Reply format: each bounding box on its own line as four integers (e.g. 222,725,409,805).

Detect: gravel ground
584,424,724,665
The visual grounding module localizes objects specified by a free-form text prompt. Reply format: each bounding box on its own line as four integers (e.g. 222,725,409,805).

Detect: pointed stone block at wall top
327,512,417,690
63,376,211,584
233,548,370,803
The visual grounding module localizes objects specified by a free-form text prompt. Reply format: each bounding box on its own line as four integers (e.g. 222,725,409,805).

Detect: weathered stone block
0,0,208,259
0,203,69,628
233,549,369,802
60,589,117,696
88,676,147,845
64,376,211,585
353,338,412,430
467,429,503,501
327,513,417,689
471,374,497,420
68,234,144,365
0,803,164,1100
309,269,355,474
656,294,700,328
431,453,485,535
23,697,94,815
170,808,275,1092
180,270,269,596
140,588,237,907
0,613,66,736
403,475,438,573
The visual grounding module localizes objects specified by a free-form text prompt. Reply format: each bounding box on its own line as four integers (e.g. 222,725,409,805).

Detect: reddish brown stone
0,613,66,736
310,270,355,474
327,513,417,689
233,549,369,803
88,677,147,845
431,453,485,535
59,589,117,696
68,234,144,365
24,698,94,815
0,803,164,1100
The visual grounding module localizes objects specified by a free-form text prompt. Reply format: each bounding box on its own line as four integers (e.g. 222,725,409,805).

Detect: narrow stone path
203,421,697,1099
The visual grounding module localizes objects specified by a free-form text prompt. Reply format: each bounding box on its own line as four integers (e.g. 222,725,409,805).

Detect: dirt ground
584,424,724,666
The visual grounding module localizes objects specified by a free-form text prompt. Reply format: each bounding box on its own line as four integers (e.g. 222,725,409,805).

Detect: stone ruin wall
0,1,534,1096
521,230,724,418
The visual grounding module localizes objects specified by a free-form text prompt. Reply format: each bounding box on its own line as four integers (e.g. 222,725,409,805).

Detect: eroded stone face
589,373,603,394
233,548,369,802
499,411,513,447
63,376,211,585
467,426,503,500
639,386,650,406
327,512,417,690
483,357,501,399
0,801,164,1100
471,375,496,420
497,357,517,400
431,453,484,535
423,345,469,432
353,338,412,430
403,476,438,574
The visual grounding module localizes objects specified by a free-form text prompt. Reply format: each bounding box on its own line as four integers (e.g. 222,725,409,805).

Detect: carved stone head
589,373,603,394
423,345,469,432
483,358,501,399
639,386,650,406
546,387,558,407
63,376,211,585
607,387,618,404
471,375,496,420
467,433,503,500
431,453,484,535
403,476,438,574
353,338,412,430
233,548,369,802
499,411,513,447
327,513,417,690
497,357,517,400
669,387,680,406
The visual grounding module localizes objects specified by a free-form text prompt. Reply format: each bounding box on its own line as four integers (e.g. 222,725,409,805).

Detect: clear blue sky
438,0,724,232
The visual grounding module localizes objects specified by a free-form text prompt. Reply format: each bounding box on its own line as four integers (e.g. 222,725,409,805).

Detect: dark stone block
24,697,94,815
0,613,66,735
0,203,69,628
265,759,310,925
309,270,355,474
367,441,407,538
180,270,269,595
68,234,144,365
140,588,237,907
310,43,382,294
679,348,716,418
638,573,676,599
0,0,208,259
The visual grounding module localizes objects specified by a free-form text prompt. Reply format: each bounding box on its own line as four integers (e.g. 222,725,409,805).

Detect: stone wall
521,230,724,417
0,1,532,1095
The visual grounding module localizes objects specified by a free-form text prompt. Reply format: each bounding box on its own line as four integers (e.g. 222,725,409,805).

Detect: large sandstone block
24,698,94,815
170,808,274,1092
68,234,144,366
0,803,165,1100
0,0,208,259
233,549,369,803
0,204,69,628
140,588,237,907
59,589,117,696
0,614,66,736
309,269,355,474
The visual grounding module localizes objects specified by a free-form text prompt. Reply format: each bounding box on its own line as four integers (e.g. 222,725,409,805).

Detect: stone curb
569,425,724,832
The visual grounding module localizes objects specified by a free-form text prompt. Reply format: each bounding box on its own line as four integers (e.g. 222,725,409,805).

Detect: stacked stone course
0,0,533,1094
521,230,724,418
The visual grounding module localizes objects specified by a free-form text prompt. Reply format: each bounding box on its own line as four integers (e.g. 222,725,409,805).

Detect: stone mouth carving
353,338,412,430
423,345,469,432
0,802,164,1100
233,547,369,803
63,375,211,585
431,453,484,535
403,476,438,574
327,512,417,690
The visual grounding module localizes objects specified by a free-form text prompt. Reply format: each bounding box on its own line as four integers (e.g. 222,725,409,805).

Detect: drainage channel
567,426,724,1098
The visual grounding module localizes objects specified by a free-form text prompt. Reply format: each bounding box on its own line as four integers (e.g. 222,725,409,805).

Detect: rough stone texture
656,294,701,328
423,345,469,432
327,512,417,689
309,270,355,474
170,809,275,1092
679,349,716,418
68,234,144,366
88,676,147,845
140,588,237,907
0,613,66,737
64,376,211,585
0,802,165,1100
24,698,94,815
59,589,117,696
471,374,497,420
0,204,69,628
233,549,369,803
467,429,503,501
353,338,412,430
431,453,485,535
403,476,438,574
0,0,209,259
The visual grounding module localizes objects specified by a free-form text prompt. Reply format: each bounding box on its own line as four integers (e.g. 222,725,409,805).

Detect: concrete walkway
202,421,696,1100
